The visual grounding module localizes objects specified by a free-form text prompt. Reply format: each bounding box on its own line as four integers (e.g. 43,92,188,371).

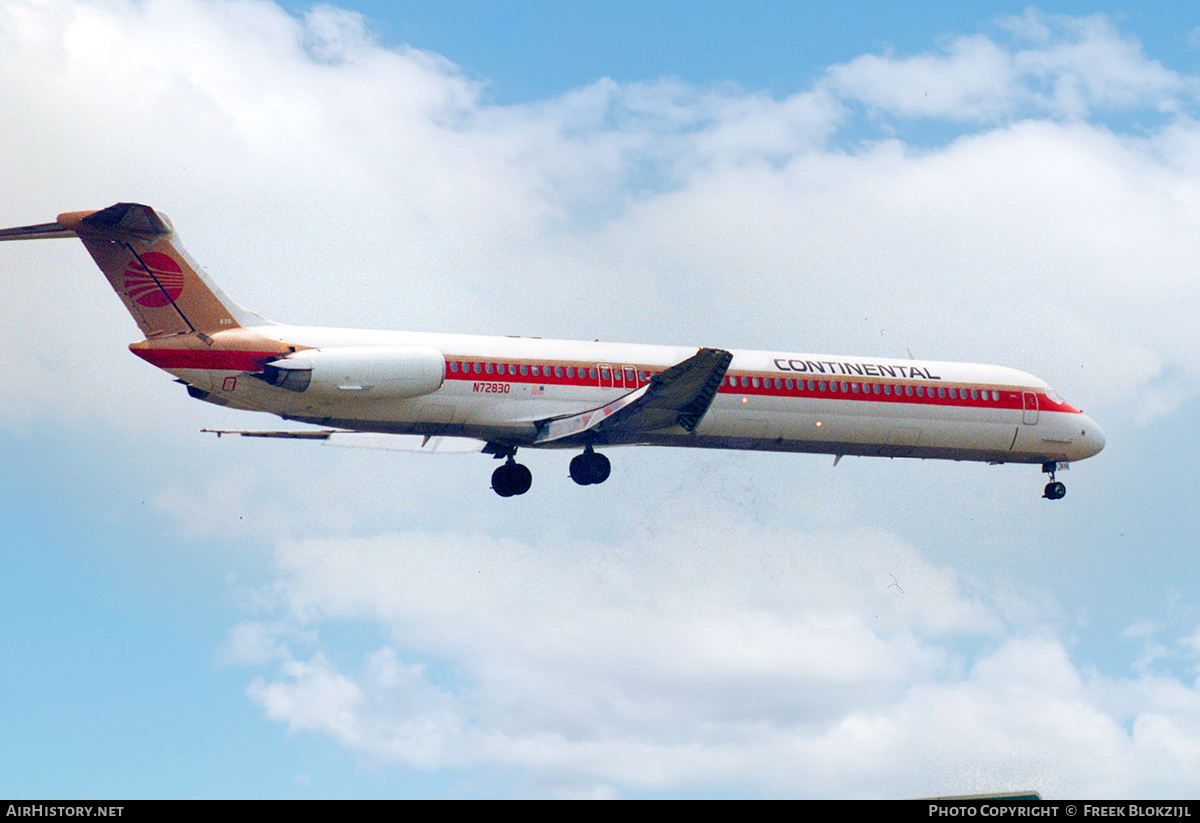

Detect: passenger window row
724,375,1000,401
447,360,655,383
447,359,1001,402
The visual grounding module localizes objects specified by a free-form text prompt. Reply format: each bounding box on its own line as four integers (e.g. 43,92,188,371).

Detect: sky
3,0,1200,799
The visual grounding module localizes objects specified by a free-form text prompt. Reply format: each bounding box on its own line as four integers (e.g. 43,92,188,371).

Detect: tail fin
0,203,267,337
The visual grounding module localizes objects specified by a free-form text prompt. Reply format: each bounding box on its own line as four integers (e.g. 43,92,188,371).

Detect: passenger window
555,366,563,378
566,367,575,378
485,363,494,374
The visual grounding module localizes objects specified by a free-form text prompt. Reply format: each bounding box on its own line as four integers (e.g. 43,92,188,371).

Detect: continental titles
773,358,942,381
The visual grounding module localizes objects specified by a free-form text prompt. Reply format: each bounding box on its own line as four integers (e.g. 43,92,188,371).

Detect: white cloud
236,516,1200,797
248,648,467,769
826,10,1186,122
827,35,1018,121
239,511,985,791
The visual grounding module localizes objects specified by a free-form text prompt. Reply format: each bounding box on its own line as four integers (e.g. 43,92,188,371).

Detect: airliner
0,203,1104,498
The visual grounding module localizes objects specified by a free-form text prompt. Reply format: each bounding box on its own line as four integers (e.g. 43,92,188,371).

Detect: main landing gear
492,456,532,497
569,445,611,486
486,444,612,496
1042,461,1066,500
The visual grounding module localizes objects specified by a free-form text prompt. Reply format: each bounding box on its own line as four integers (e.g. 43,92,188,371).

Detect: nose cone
1076,414,1106,460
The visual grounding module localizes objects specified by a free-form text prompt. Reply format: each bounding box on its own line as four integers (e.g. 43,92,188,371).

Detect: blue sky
4,0,1200,799
304,1,1200,102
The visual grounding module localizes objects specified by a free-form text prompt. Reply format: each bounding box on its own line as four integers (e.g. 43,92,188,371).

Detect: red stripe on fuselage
132,348,280,371
439,357,1081,415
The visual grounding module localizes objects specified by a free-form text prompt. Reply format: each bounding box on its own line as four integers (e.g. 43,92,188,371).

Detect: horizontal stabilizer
75,202,172,238
0,204,173,242
0,222,76,241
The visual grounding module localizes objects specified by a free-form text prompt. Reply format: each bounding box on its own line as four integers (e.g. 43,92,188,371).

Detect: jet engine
258,346,445,398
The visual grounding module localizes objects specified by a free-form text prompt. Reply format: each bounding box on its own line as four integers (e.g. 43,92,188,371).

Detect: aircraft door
596,364,638,390
1022,391,1038,425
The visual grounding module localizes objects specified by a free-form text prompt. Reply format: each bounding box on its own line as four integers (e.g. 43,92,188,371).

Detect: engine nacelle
259,346,445,399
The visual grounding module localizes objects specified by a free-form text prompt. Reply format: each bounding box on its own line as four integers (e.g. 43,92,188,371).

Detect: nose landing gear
569,445,611,486
1042,461,1066,500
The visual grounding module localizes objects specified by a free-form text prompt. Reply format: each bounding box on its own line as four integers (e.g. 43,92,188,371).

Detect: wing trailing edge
532,347,733,445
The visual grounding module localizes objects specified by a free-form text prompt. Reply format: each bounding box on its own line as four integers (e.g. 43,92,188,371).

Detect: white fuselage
154,324,1106,466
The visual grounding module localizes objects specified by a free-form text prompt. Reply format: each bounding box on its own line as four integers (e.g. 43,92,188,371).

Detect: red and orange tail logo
123,252,185,308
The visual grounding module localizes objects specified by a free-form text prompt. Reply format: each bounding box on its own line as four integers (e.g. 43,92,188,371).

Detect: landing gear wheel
492,459,532,497
492,464,515,497
569,454,589,485
1041,461,1066,500
509,463,532,495
569,448,611,486
588,452,610,484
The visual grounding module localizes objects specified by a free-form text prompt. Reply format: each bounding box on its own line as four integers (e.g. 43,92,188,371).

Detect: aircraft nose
1079,414,1105,459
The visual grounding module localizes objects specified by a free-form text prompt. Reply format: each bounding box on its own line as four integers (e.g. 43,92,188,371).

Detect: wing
202,429,486,453
533,347,733,445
